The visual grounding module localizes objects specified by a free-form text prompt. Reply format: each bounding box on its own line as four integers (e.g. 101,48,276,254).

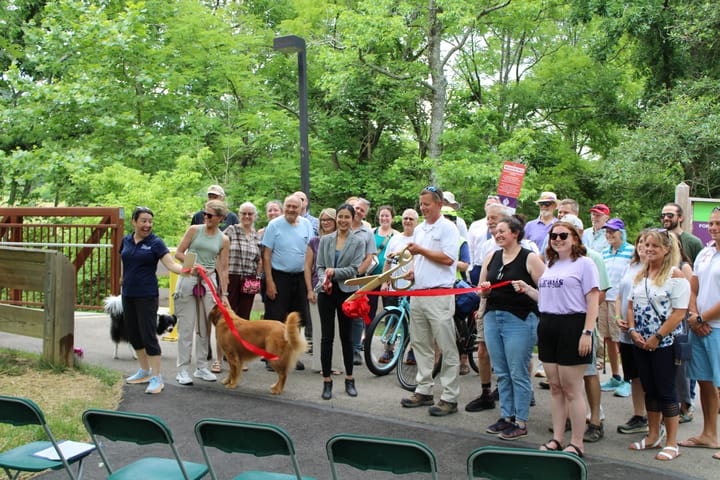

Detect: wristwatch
582,329,593,336
696,315,705,325
654,332,664,342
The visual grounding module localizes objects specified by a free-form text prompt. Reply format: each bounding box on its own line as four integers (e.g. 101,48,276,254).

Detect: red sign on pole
497,162,526,210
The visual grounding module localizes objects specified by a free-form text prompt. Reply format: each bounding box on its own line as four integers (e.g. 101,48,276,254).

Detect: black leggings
122,296,160,356
633,345,680,418
317,286,354,378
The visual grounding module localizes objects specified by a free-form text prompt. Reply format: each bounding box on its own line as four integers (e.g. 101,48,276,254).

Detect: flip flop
678,437,720,449
656,445,681,461
713,452,720,460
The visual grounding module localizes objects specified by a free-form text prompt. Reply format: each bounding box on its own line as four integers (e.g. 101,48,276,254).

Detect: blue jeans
484,310,538,422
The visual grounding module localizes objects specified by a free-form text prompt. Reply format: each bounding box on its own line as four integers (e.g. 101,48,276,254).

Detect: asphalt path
1,311,716,479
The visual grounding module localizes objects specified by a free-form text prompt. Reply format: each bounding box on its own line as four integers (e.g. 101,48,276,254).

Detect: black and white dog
103,296,177,359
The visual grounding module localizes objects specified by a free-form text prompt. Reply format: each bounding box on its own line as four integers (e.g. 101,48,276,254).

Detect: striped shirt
602,242,634,301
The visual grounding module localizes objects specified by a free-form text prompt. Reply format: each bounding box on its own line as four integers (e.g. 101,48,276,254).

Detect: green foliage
2,0,720,243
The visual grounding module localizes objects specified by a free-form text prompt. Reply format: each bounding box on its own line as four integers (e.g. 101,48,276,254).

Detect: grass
0,348,123,476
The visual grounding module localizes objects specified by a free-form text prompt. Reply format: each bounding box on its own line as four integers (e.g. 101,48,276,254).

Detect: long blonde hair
634,229,680,287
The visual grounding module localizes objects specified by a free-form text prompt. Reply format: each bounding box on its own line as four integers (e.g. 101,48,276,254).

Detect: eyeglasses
538,202,554,207
487,195,500,201
240,212,254,216
659,212,675,219
203,212,217,219
496,264,504,281
320,217,335,222
550,232,570,240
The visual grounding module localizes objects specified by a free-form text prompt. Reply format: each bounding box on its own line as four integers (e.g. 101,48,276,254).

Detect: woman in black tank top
478,216,545,440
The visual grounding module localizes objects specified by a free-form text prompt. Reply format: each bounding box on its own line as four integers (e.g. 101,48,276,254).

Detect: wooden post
675,182,692,230
0,247,75,367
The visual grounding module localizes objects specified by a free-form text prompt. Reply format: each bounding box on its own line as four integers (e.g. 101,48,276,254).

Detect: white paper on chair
33,440,95,461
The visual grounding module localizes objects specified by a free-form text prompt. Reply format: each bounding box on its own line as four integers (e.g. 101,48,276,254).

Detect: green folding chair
325,433,438,480
194,418,315,480
82,409,208,480
0,395,93,480
466,446,587,480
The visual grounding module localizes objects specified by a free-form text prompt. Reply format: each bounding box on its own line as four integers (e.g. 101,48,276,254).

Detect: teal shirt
188,226,224,270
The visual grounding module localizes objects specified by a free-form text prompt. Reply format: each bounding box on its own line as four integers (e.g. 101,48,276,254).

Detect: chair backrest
326,433,438,480
467,446,587,480
194,418,304,480
82,408,197,479
0,394,45,427
83,408,173,445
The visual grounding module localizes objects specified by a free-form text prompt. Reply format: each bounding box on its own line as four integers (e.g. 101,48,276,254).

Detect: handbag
192,283,206,297
240,276,261,295
454,279,480,314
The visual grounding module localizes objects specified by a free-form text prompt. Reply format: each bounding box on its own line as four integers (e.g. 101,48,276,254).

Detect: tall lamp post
273,35,310,198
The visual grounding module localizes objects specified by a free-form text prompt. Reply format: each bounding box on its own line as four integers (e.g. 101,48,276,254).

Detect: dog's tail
285,312,308,355
103,295,123,317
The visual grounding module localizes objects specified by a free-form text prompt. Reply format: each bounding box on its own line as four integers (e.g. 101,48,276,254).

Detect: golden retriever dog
209,305,307,395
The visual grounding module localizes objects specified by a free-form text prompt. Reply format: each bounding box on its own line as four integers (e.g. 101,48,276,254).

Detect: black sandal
564,443,584,458
540,439,563,451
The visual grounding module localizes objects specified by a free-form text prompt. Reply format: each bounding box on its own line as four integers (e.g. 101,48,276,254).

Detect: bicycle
363,295,411,375
397,305,479,391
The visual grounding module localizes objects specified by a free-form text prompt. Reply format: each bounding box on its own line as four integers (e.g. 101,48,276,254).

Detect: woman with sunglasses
479,216,545,440
174,199,230,386
627,229,690,461
534,222,599,457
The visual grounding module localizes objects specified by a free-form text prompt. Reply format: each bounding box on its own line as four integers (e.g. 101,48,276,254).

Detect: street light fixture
273,35,310,198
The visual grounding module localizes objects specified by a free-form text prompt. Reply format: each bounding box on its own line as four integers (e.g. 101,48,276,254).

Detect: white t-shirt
412,217,459,289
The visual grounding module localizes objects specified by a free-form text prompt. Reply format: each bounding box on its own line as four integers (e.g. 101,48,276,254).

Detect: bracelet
654,332,664,341
628,327,637,334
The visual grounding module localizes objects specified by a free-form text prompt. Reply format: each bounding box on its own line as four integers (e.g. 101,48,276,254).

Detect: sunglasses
538,201,554,207
659,212,675,219
203,212,218,219
550,232,570,241
496,264,504,281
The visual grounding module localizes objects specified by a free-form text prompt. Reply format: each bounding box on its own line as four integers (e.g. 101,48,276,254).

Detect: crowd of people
118,184,720,462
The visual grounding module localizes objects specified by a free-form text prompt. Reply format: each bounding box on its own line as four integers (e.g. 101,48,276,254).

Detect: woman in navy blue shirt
122,207,188,394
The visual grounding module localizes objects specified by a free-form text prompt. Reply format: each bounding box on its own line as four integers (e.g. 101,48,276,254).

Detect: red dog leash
342,280,513,325
195,265,279,361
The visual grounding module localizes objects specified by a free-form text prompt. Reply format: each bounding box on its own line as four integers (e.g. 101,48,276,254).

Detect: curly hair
545,221,587,267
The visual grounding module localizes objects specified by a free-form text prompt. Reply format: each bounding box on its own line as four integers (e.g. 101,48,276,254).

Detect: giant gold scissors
344,246,414,302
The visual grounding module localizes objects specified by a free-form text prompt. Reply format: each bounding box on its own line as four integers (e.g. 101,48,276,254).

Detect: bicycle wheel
396,333,418,391
363,309,406,376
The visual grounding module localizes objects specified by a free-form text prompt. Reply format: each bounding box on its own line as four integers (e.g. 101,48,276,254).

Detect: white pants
409,295,460,402
174,275,216,371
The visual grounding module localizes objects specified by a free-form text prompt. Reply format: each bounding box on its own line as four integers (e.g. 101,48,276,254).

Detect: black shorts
619,342,639,381
537,312,591,366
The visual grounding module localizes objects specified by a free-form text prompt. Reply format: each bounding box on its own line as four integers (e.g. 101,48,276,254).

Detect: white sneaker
194,368,217,382
534,363,546,378
176,370,193,385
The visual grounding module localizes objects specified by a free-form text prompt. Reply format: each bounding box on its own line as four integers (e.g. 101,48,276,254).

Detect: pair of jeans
484,310,538,422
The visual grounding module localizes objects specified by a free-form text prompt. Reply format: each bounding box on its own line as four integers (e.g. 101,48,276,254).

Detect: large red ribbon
341,280,513,325
195,266,278,361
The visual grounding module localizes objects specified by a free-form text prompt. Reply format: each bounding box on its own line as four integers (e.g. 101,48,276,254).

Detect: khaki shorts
597,301,621,342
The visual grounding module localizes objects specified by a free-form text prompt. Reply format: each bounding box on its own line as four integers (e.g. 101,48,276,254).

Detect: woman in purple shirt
534,222,599,457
